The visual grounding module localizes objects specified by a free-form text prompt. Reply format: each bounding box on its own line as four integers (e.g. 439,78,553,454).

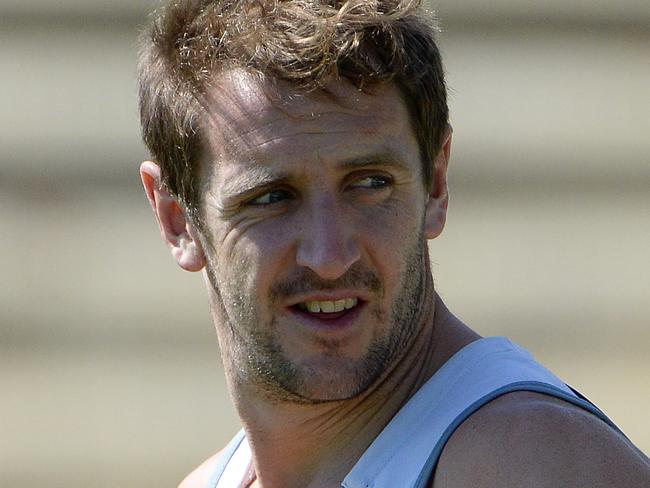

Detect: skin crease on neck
194,70,479,488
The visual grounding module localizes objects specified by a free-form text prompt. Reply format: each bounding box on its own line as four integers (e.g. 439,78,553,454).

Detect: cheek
220,220,295,293
355,200,424,285
356,197,424,249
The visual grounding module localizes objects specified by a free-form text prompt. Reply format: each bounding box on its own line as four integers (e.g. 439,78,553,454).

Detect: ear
140,161,206,272
424,125,452,240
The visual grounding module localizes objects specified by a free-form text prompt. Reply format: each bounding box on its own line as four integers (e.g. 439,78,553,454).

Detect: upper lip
284,290,369,308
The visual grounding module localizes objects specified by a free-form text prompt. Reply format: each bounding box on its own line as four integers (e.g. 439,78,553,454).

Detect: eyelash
349,174,393,189
246,174,393,207
248,189,295,206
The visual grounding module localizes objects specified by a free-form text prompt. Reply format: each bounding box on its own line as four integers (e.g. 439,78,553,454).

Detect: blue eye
250,189,293,205
351,175,392,189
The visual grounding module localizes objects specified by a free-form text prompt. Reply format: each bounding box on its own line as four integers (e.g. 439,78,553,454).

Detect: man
137,0,650,486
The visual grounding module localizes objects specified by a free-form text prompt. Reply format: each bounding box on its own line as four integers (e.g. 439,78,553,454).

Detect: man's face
197,71,443,402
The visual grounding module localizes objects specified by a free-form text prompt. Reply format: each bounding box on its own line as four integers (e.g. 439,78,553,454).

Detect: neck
222,287,478,488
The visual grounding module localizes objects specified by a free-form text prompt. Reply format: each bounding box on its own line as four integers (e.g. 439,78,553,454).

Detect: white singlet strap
342,337,622,488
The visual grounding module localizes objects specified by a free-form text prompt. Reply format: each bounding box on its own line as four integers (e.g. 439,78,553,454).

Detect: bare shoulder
433,391,650,488
178,449,224,488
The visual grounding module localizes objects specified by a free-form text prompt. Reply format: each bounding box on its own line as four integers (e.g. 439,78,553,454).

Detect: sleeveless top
207,337,623,488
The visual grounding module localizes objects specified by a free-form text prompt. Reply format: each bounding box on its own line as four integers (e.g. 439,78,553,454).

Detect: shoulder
433,391,650,488
178,449,224,488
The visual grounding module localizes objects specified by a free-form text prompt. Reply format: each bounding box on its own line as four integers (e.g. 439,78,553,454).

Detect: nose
295,195,361,281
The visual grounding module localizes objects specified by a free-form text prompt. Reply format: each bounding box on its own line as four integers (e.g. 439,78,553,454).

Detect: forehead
199,70,419,179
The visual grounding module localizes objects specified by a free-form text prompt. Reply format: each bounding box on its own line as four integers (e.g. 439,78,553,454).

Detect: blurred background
1,0,648,486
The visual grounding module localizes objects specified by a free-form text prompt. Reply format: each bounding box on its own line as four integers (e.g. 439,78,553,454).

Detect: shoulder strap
208,429,249,488
342,337,622,488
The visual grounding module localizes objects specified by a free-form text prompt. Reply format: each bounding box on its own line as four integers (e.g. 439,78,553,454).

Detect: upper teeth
301,298,357,313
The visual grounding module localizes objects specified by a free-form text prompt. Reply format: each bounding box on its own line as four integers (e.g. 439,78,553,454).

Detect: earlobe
424,125,452,240
140,161,206,272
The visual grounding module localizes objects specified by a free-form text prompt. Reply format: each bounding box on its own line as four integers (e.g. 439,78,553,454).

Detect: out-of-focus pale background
1,0,648,486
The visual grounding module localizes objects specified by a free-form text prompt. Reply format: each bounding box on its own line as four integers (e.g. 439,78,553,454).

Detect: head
138,0,451,403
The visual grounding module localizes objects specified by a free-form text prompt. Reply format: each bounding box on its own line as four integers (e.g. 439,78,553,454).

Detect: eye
349,174,392,189
249,189,294,206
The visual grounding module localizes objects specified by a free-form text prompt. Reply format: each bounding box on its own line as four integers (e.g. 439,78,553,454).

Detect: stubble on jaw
202,231,428,404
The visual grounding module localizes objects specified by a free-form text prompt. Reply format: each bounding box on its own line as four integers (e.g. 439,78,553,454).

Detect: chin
286,353,389,403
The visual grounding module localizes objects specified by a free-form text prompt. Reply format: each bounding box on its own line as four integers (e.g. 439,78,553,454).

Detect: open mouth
291,298,361,320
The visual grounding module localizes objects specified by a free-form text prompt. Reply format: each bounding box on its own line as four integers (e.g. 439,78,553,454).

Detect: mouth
289,297,363,322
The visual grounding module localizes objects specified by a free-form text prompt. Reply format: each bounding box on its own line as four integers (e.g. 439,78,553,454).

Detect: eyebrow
219,165,290,203
337,152,411,172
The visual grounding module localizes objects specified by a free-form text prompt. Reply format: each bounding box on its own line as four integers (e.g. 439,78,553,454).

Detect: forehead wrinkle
247,109,393,154
251,127,383,155
229,109,388,141
209,113,394,175
205,108,381,165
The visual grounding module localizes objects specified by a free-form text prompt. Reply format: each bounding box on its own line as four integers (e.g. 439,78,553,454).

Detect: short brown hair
138,0,448,219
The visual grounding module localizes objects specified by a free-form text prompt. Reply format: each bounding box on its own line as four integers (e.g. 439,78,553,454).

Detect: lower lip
289,303,364,332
